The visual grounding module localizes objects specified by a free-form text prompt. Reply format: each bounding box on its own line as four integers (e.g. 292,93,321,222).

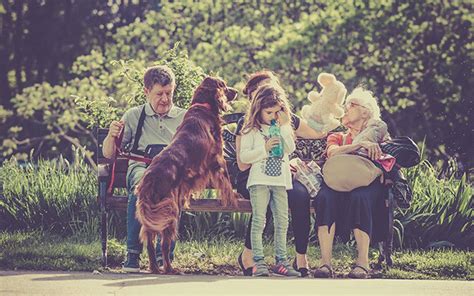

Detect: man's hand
265,137,281,152
359,141,382,160
108,120,124,139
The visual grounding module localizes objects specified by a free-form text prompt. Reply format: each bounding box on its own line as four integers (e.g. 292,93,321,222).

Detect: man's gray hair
143,65,175,89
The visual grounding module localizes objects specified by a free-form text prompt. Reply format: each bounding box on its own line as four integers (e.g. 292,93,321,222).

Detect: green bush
1,151,471,249
0,149,97,235
394,160,473,249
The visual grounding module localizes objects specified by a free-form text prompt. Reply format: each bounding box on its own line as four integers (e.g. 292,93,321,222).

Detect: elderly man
103,65,186,272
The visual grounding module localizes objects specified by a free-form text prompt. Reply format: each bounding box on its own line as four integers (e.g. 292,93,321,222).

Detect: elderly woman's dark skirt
312,179,389,243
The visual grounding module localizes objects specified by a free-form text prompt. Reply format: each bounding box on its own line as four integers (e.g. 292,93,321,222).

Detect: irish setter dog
135,76,239,274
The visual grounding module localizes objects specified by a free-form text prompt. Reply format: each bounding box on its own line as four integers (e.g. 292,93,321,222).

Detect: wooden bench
97,112,395,268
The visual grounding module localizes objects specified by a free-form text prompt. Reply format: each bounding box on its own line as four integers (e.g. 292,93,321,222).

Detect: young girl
239,84,300,277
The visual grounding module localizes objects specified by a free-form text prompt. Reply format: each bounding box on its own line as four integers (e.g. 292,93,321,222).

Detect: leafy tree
1,45,205,167
1,0,471,173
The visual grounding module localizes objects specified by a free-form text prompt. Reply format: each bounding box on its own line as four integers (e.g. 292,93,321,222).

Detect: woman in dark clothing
313,87,389,279
236,71,326,277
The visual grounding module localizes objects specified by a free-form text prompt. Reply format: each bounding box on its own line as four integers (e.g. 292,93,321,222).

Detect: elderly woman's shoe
313,264,334,278
348,265,369,279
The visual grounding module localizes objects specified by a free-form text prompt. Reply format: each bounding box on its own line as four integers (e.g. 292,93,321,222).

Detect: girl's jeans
249,184,289,263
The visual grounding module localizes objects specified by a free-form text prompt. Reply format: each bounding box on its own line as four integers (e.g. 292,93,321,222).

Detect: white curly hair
345,87,381,120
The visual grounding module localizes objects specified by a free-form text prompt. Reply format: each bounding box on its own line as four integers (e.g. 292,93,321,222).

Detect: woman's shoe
237,252,253,276
292,259,309,277
348,265,369,279
313,264,334,278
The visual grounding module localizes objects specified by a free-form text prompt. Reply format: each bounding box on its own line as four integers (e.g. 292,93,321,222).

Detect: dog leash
107,128,153,193
108,103,212,193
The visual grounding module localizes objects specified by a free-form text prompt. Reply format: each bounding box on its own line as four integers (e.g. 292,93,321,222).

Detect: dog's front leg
210,158,239,208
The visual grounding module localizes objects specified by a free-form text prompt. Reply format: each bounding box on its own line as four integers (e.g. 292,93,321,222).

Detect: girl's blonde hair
241,83,293,135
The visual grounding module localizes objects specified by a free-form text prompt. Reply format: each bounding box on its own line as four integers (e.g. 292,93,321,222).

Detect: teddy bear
301,73,347,133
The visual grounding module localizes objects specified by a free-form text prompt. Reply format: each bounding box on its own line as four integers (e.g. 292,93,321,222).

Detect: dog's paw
149,267,161,274
234,192,244,200
164,267,182,275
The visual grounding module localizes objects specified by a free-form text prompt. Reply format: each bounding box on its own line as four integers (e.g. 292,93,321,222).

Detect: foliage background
0,1,472,258
0,0,472,173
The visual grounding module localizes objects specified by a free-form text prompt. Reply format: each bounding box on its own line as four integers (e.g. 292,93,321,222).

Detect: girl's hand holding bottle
265,137,281,153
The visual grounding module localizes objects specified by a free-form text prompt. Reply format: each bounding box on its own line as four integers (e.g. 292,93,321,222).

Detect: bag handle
342,133,348,146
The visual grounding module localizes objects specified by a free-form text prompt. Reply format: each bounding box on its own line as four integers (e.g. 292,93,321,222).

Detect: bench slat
107,195,253,213
106,195,317,213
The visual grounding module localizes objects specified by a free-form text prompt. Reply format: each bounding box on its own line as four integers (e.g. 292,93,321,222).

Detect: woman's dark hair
242,70,280,98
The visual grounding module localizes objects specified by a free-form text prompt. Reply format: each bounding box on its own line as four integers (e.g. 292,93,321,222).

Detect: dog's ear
225,87,238,101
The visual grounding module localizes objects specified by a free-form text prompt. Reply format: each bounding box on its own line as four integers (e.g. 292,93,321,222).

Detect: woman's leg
318,223,336,266
313,184,341,268
353,229,370,269
348,180,384,270
236,182,255,268
287,180,311,268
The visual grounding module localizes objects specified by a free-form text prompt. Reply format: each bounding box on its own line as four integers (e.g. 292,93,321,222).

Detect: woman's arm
327,143,362,158
281,124,296,154
236,135,251,171
295,119,327,139
327,140,381,160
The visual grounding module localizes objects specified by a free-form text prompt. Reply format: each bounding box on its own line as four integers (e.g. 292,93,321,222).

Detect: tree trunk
13,0,24,92
0,3,13,107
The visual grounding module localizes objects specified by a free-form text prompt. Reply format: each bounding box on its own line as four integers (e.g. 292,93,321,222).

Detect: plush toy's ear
335,84,347,104
332,105,345,118
308,90,321,102
318,73,336,86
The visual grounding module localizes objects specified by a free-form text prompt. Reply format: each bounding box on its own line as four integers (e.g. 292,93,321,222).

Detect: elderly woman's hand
359,141,382,160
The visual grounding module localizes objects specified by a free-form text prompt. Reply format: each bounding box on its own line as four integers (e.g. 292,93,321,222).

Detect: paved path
0,270,472,296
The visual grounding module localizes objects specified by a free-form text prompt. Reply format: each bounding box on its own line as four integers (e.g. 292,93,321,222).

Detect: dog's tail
136,196,179,240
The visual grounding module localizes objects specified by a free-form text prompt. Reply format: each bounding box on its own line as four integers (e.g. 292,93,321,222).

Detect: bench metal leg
385,187,395,266
99,180,108,268
377,187,395,267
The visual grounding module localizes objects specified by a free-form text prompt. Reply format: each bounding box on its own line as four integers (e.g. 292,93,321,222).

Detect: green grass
0,231,472,280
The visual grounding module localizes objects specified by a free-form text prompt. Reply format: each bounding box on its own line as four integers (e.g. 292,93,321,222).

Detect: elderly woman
236,70,326,277
312,87,388,279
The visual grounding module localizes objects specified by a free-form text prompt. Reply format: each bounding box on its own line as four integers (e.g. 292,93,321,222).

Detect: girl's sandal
348,265,369,279
313,264,334,278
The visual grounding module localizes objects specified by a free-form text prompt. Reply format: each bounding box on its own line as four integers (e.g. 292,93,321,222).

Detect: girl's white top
239,124,296,190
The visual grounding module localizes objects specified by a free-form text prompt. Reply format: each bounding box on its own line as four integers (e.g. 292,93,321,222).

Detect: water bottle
269,119,283,158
